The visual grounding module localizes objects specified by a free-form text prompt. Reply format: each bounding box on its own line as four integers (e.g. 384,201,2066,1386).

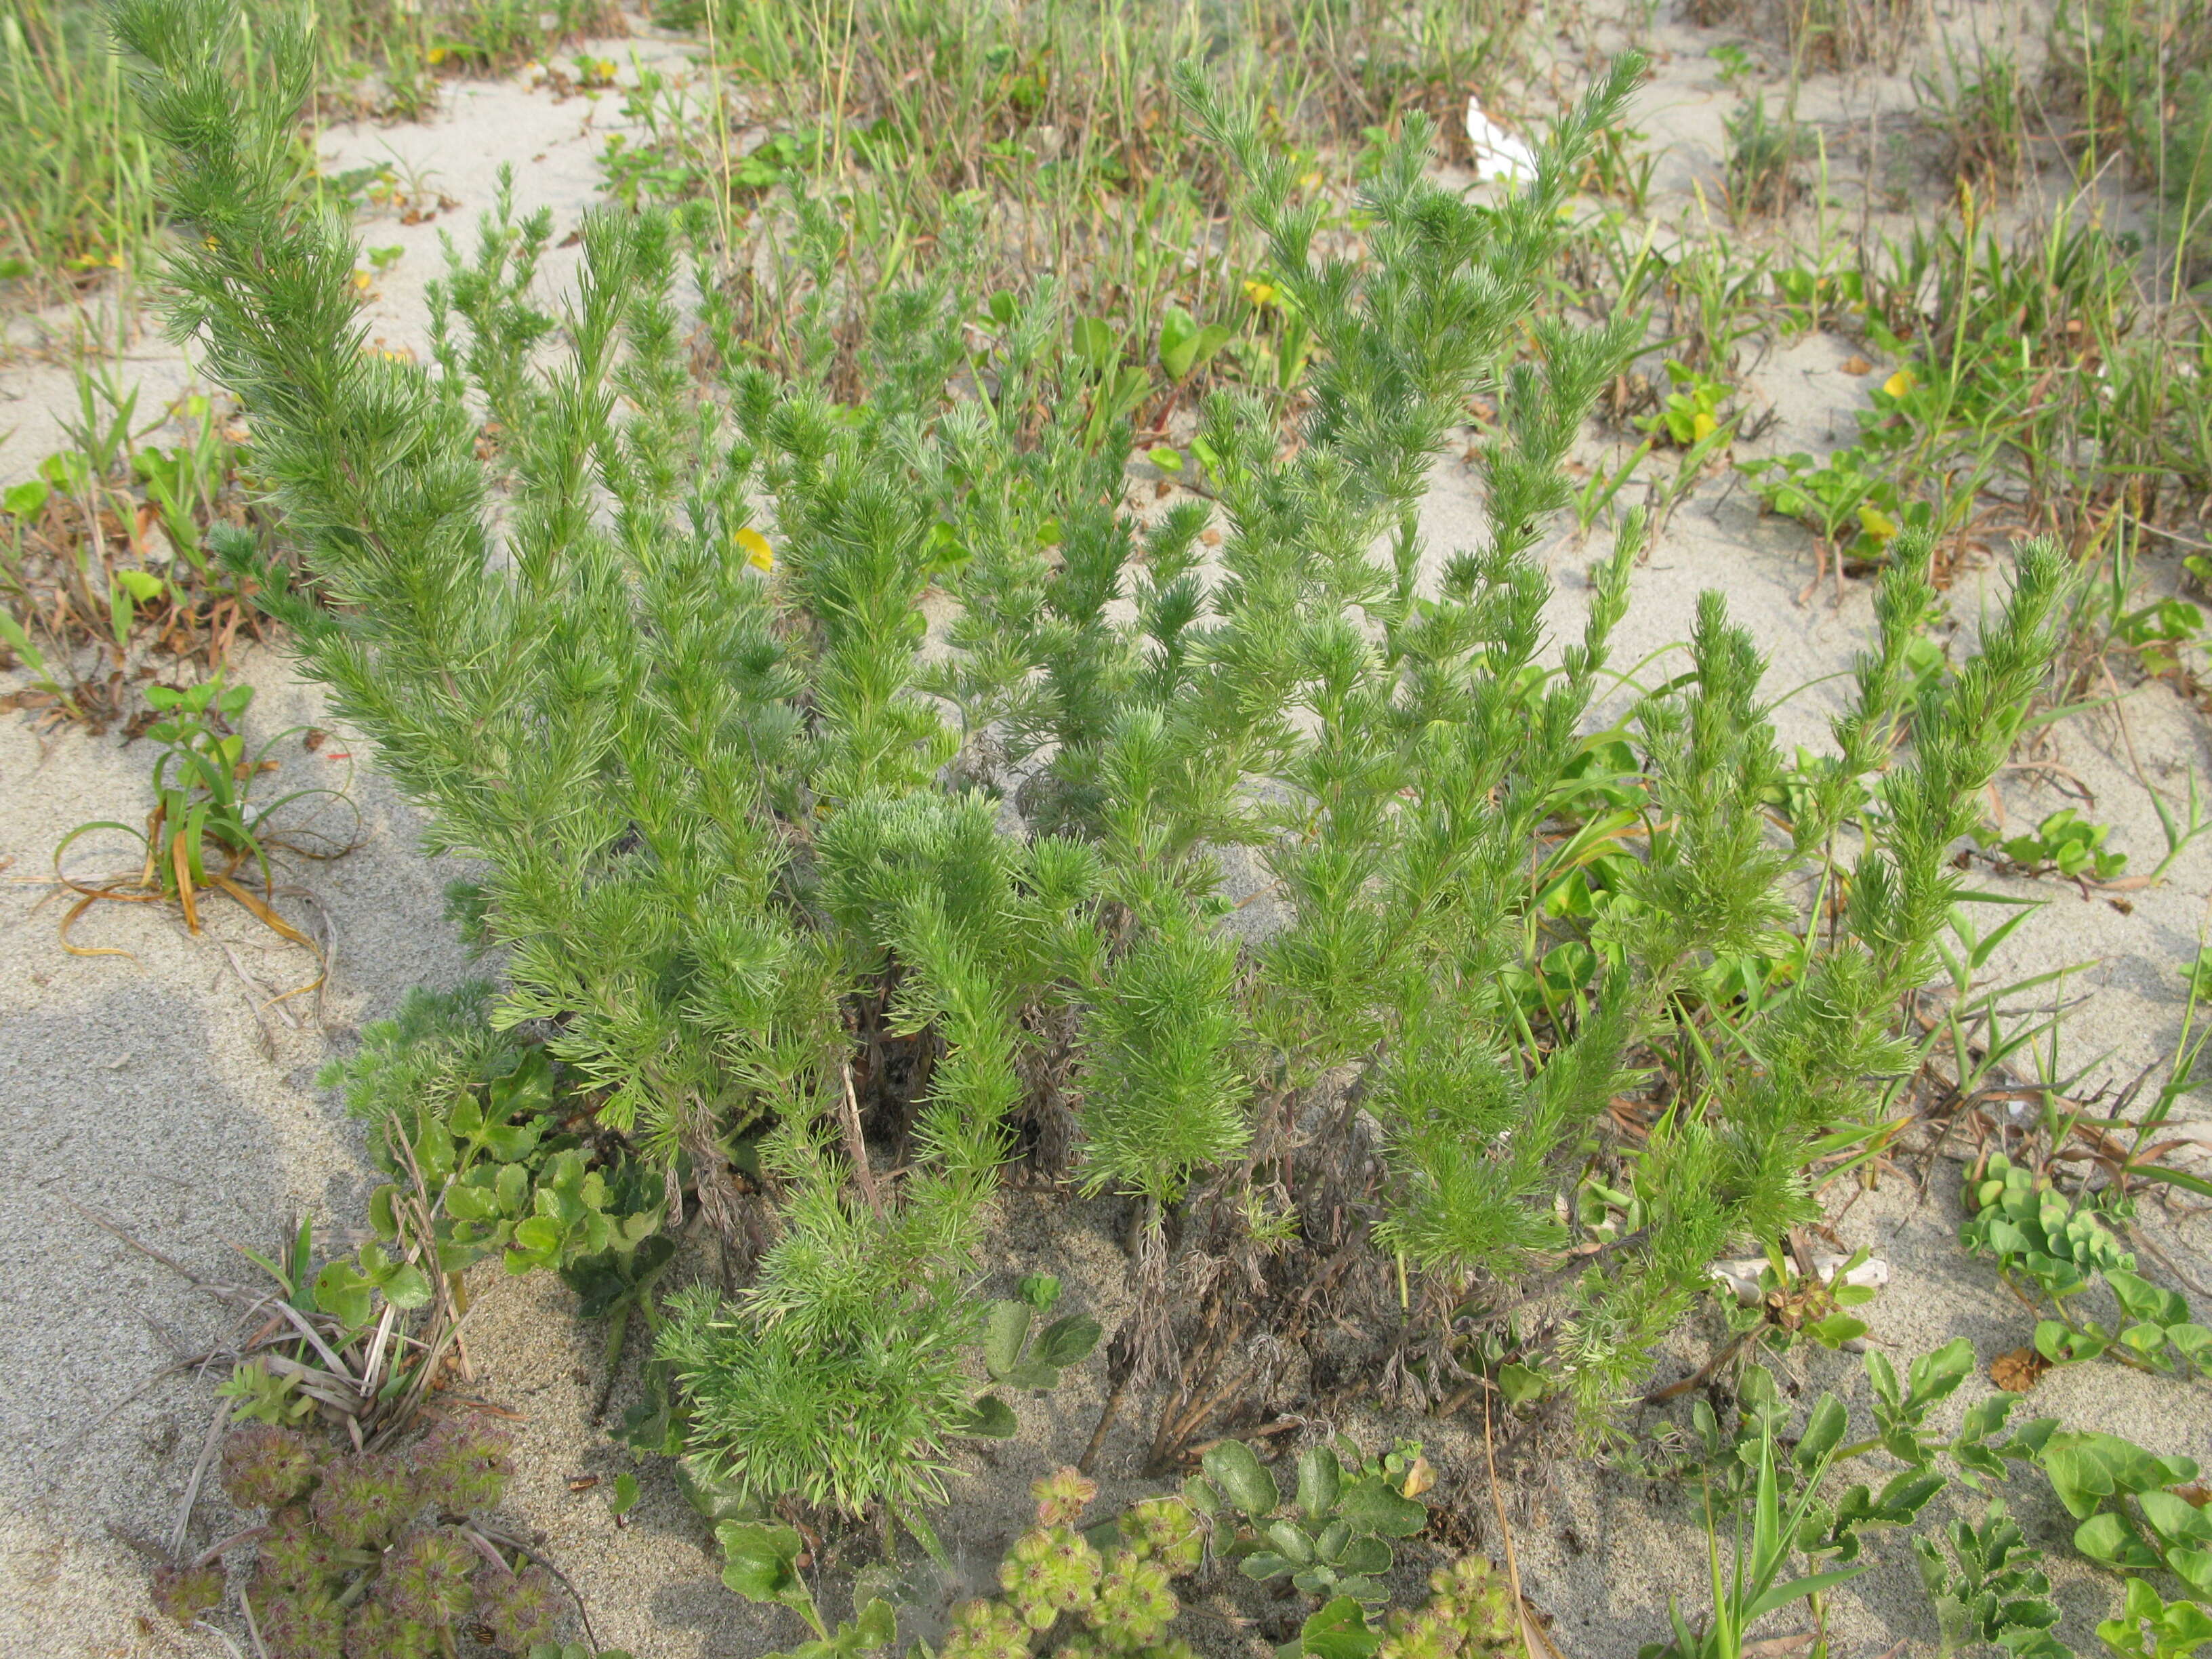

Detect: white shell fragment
1708,1254,1889,1307
1465,96,1538,185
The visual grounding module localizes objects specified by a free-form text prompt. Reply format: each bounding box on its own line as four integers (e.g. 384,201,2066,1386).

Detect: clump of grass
1915,38,2035,194
52,670,357,1006
1,377,281,731
1678,0,1923,70
1784,0,1924,70
1723,94,1810,218
2046,0,2212,271
0,0,620,300
0,0,159,295
605,0,1536,396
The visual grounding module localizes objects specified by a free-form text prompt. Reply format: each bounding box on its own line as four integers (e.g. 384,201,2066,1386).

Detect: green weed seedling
1710,41,1757,92
1157,304,1233,386
1963,1154,2212,1374
1578,121,1660,211
329,981,678,1430
1993,808,2128,883
1637,359,1734,449
966,1274,1104,1434
1189,1437,1429,1604
876,1460,1519,1659
1641,1408,1869,1659
2100,1578,2212,1659
1711,1244,1881,1361
2116,596,2206,680
129,392,240,573
1723,95,1809,220
1650,1345,2059,1659
1572,436,1655,533
150,1414,584,1657
717,1521,899,1657
1914,1500,2066,1659
2039,1429,2212,1602
54,671,352,963
1739,449,1912,572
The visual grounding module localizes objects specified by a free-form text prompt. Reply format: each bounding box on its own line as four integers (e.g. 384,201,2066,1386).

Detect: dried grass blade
171,830,201,933
169,1396,229,1559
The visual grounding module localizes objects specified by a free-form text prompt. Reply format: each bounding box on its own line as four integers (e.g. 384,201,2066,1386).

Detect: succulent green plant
1189,1438,1428,1604
1914,1499,2066,1659
151,1416,576,1658
1963,1153,2212,1374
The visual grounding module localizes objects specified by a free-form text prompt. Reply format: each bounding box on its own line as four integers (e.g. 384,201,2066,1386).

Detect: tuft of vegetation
149,1415,600,1658
64,0,2212,1653
0,0,621,300
109,0,2102,1549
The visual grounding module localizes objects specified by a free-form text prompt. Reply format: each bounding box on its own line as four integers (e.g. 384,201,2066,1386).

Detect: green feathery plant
122,0,2074,1543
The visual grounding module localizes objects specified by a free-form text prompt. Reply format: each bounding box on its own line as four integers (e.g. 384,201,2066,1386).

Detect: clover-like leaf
1031,1313,1101,1370
1204,1439,1279,1517
981,1300,1032,1380
1337,1476,1425,1538
955,1394,1019,1438
1291,1596,1381,1659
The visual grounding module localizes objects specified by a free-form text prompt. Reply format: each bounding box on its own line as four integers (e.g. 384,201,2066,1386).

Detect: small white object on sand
1465,96,1538,184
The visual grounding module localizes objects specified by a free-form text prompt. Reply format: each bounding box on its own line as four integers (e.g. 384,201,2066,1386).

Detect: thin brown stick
65,1200,238,1298
169,1397,230,1560
839,1063,886,1218
2125,1223,2212,1299
1482,1393,1542,1659
1077,1370,1130,1477
236,1578,272,1659
468,1527,601,1656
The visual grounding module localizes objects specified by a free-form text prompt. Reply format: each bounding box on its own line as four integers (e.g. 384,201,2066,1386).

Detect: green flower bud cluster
941,1486,1210,1659
1117,1497,1205,1571
1032,1467,1102,1525
1000,1526,1104,1630
1378,1557,1519,1659
153,1418,558,1658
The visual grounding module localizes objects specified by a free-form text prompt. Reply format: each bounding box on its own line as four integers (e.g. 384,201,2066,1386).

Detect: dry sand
3,8,2210,1656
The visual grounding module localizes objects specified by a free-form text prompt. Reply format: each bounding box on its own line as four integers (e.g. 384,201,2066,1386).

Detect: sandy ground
4,5,2211,1656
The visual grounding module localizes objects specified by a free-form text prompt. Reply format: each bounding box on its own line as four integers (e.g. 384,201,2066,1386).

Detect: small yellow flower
735,526,773,573
1881,367,1916,400
1857,504,1898,543
1692,410,1718,443
1243,279,1277,308
427,44,448,63
1400,1455,1437,1498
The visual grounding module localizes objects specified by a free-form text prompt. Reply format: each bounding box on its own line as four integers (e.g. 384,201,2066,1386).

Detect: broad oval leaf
954,1394,1019,1439
1294,1596,1381,1659
1032,1313,1103,1369
377,1262,433,1309
1338,1476,1426,1538
1296,1446,1343,1518
981,1300,1032,1380
718,1520,805,1603
1204,1439,1279,1517
2071,1511,2160,1572
1796,1393,1848,1471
